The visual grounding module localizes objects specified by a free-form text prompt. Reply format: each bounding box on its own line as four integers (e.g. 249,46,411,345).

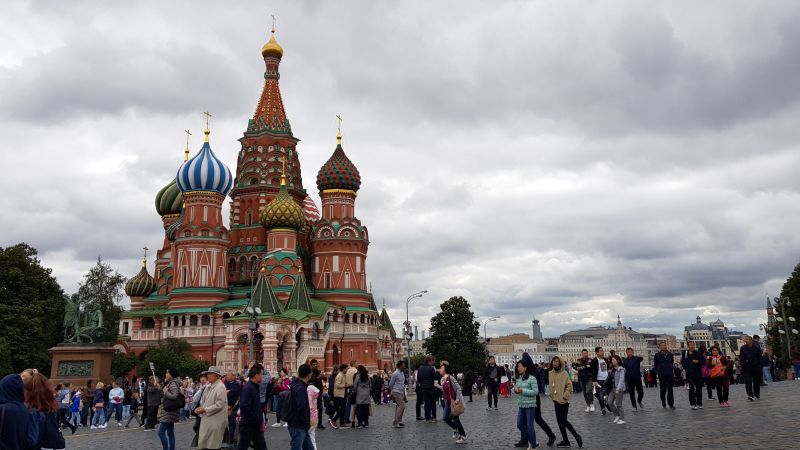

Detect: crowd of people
1,332,797,449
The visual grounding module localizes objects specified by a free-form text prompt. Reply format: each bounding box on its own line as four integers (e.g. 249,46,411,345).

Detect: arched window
201,315,211,326
141,318,155,329
190,315,198,326
360,314,365,324
165,317,171,327
229,258,236,275
332,310,339,322
181,316,186,326
223,312,231,320
234,311,242,317
250,256,259,277
345,313,350,323
312,323,321,340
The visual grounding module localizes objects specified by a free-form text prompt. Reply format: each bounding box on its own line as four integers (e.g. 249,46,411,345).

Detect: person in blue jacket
0,373,34,450
653,342,675,409
286,364,313,450
739,335,763,400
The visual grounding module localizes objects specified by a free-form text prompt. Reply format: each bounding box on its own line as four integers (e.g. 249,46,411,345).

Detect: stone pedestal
49,344,116,386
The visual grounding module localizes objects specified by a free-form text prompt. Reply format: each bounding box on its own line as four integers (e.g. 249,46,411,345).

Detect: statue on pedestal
63,296,111,344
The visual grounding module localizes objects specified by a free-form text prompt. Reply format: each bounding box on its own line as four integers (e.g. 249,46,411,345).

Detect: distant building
683,316,743,355
408,338,427,358
558,316,659,367
531,317,543,340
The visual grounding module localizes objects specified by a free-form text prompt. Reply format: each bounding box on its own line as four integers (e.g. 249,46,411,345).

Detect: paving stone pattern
65,381,799,449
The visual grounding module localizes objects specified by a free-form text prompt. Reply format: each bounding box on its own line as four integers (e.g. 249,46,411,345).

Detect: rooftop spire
184,129,192,161
141,246,149,268
203,111,212,142
336,114,343,145
280,156,287,186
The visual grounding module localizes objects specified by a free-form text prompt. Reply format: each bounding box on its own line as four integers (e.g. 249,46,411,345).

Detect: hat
201,366,224,376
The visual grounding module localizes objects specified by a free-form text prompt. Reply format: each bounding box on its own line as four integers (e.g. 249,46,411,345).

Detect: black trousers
743,369,761,398
627,378,643,408
687,376,703,406
487,383,499,408
415,389,423,418
237,422,266,450
658,375,674,406
333,397,346,425
711,377,729,403
145,405,159,429
423,388,436,420
553,401,579,443
704,377,714,398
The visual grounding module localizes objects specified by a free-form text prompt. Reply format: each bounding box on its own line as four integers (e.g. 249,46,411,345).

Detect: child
124,391,143,427
70,390,82,428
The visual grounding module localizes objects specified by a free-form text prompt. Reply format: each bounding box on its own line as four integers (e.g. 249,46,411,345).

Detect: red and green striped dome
125,265,156,297
316,143,361,192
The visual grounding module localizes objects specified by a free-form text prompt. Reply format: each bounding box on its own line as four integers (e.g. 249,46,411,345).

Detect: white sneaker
99,423,107,428
590,404,595,412
282,422,288,427
456,436,467,444
453,431,460,439
612,416,619,424
90,425,97,429
271,422,282,427
616,420,626,425
117,422,123,426
584,406,590,412
691,405,697,410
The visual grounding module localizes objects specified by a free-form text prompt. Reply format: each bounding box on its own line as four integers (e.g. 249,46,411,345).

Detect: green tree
110,352,138,379
409,353,427,370
138,338,209,380
768,261,800,365
423,296,486,373
77,256,126,338
0,243,65,376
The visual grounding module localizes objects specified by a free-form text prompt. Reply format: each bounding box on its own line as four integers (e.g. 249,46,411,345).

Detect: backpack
278,389,293,423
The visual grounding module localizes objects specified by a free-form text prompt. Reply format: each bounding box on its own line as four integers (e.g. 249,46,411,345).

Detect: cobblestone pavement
66,380,799,449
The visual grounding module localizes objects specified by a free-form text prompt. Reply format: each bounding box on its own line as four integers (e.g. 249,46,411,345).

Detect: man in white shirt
108,381,125,426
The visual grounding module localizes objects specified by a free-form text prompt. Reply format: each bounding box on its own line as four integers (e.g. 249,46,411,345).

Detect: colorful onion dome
316,135,361,192
260,169,304,230
176,136,233,196
302,195,320,223
154,179,183,217
125,263,156,297
261,31,284,59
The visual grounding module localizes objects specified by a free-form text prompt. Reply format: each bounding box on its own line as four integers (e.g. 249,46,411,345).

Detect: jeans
125,411,142,427
762,367,772,383
237,422,267,450
487,384,499,408
158,422,175,450
658,375,674,406
108,403,122,422
553,401,579,443
70,411,81,427
91,407,106,426
607,390,624,420
443,401,465,437
355,404,369,426
627,378,643,407
516,407,537,446
423,388,436,420
288,426,314,450
743,369,761,398
122,404,130,418
344,395,352,422
687,376,703,407
794,363,800,380
392,392,406,425
582,380,593,406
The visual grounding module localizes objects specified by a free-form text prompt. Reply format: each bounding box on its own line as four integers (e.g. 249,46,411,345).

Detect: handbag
450,399,465,416
709,358,725,378
701,364,711,378
163,391,185,412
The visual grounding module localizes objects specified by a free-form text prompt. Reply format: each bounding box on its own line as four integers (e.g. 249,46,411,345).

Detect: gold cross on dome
184,130,192,161
203,111,212,131
336,114,342,134
142,246,149,267
271,14,276,33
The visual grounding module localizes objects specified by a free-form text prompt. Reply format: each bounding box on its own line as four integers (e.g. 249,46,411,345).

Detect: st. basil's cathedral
117,30,401,374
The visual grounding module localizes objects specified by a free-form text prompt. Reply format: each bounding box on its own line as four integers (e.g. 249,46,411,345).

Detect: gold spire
203,111,212,142
336,114,343,145
261,16,284,58
184,129,191,161
280,156,287,186
141,246,149,268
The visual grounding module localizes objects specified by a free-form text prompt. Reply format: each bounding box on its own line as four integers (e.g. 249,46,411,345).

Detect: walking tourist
706,346,730,407
653,342,675,409
195,366,228,450
91,381,107,428
622,348,644,410
144,377,161,430
606,355,626,425
307,368,321,449
344,360,358,425
286,363,314,450
331,363,348,428
549,356,583,448
792,346,800,380
353,365,372,428
0,373,34,450
698,345,715,399
237,363,267,450
513,358,538,449
590,347,609,414
225,370,242,442
761,351,773,383
438,361,467,444
272,368,291,427
69,390,82,429
528,354,556,446
81,380,94,427
389,360,407,428
108,381,125,426
576,350,593,412
418,355,440,422
157,368,182,450
740,336,762,400
681,341,704,410
484,356,504,411
124,391,143,427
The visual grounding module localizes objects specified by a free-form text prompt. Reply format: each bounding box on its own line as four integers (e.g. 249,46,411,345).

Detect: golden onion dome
261,32,284,58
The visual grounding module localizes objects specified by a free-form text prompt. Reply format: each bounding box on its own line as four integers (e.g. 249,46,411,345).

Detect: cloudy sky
2,1,799,339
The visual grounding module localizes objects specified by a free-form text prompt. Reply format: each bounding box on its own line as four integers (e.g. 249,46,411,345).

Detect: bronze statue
62,296,109,344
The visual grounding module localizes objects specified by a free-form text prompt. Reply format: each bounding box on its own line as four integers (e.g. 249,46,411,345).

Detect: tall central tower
228,29,309,287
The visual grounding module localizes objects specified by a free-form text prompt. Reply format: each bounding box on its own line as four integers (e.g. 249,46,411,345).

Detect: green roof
251,272,283,314
346,306,374,312
214,298,248,309
170,287,229,295
121,307,168,318
286,274,313,312
164,308,213,315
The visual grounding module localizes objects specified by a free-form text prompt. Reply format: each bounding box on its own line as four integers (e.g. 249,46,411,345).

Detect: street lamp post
404,290,428,391
482,316,500,342
774,296,798,361
244,267,264,364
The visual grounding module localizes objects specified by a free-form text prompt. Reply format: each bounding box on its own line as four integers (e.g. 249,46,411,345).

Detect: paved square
65,381,798,449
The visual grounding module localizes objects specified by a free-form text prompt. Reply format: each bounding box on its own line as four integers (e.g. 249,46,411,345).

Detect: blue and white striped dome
176,141,233,196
